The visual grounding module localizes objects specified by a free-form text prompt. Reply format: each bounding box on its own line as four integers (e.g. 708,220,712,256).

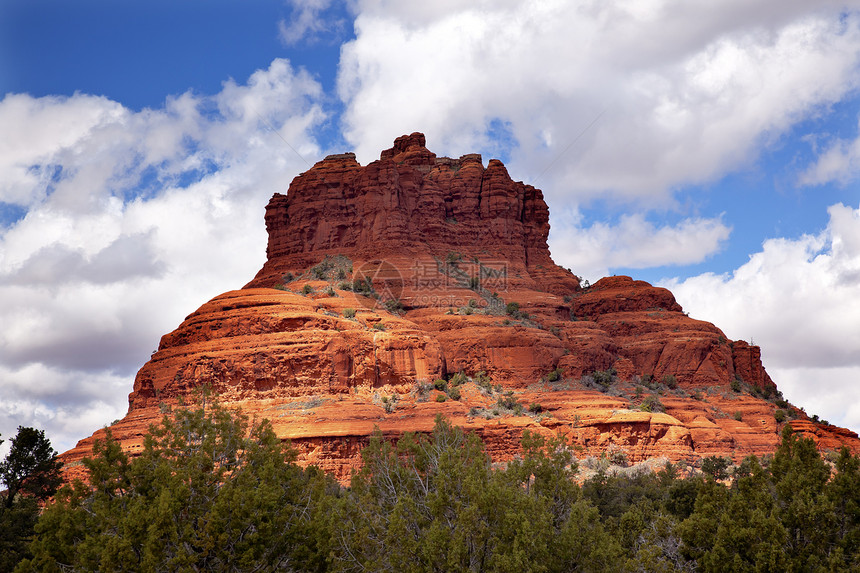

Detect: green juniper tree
508,431,623,572
330,418,623,573
704,456,788,572
18,394,335,572
828,445,860,568
17,407,860,571
0,427,63,571
770,426,836,570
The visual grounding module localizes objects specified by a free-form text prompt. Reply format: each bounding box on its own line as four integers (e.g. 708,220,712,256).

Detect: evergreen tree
678,476,730,563
829,446,860,568
664,474,703,521
0,427,63,570
627,512,696,572
770,426,836,569
330,416,552,572
18,395,334,572
330,418,624,572
507,431,623,572
1,427,63,508
702,456,787,572
17,406,860,571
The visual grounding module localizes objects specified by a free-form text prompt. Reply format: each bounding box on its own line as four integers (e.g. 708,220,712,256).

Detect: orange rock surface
61,133,860,481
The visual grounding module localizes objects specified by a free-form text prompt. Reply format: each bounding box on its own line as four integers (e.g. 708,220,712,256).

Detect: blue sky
2,1,336,106
2,0,860,454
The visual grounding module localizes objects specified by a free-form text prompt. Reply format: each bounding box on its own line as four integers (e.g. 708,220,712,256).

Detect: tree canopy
0,426,63,570
17,397,336,572
11,407,860,572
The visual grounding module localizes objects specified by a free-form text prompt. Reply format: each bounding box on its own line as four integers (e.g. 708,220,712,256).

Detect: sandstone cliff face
248,132,573,295
62,133,858,480
129,289,445,410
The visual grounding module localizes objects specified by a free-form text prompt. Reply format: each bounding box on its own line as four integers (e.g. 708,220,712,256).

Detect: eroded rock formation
62,133,859,481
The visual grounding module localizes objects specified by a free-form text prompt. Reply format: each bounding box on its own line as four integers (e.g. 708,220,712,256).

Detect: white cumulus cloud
339,0,860,205
665,202,860,431
799,116,860,186
0,59,327,454
549,212,731,281
278,0,347,45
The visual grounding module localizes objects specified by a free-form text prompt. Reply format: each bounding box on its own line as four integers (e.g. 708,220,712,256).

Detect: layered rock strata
62,133,859,481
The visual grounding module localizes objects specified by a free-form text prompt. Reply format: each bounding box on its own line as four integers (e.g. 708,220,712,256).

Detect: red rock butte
63,132,859,481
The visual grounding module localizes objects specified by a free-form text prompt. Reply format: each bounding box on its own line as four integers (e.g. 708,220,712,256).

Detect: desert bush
352,277,373,294
414,380,433,400
302,284,313,295
640,395,665,413
607,444,629,467
384,299,404,313
593,368,615,387
473,371,492,390
343,308,356,319
585,368,617,391
435,394,447,403
449,372,468,386
309,258,336,280
497,393,519,411
381,395,398,413
774,409,786,423
448,386,461,401
662,374,678,389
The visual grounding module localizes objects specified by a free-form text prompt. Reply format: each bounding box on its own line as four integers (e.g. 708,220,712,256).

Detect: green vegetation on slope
11,397,860,572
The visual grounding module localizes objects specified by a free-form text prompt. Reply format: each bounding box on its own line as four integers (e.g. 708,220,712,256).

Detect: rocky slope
62,133,859,481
